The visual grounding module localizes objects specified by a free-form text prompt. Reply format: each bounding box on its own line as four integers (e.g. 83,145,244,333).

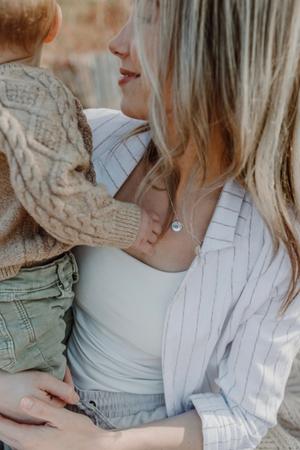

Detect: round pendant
171,220,184,233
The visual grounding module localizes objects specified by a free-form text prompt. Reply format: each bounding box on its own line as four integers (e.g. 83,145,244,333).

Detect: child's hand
0,369,79,424
130,209,162,255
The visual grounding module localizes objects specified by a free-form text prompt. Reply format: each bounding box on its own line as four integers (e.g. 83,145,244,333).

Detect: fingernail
21,398,34,410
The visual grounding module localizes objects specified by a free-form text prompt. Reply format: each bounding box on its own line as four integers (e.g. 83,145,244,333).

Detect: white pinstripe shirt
85,108,300,450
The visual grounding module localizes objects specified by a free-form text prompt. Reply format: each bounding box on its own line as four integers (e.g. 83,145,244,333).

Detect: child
0,0,161,393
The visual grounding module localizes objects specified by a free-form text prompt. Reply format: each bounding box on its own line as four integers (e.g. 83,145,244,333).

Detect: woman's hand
0,397,117,450
0,369,79,424
0,396,204,450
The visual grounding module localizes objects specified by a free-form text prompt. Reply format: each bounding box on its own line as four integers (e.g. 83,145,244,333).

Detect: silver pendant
171,220,184,233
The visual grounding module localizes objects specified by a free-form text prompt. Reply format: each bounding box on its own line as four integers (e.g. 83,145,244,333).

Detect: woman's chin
120,99,148,121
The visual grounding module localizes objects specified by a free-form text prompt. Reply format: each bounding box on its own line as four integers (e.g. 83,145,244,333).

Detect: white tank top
67,247,187,394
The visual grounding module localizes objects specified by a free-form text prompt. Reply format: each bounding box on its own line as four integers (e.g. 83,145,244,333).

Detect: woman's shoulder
84,108,145,144
84,108,124,126
84,108,149,162
84,108,150,194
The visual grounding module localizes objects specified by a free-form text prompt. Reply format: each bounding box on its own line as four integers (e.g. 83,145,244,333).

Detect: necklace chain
166,189,203,253
167,190,184,233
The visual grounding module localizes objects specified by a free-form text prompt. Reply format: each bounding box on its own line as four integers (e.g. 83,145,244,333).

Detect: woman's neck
176,124,226,192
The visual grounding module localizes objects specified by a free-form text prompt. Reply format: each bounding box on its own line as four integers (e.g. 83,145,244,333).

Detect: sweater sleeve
0,103,141,249
189,248,300,450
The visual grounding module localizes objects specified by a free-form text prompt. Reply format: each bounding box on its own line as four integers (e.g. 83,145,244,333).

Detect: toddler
0,0,161,421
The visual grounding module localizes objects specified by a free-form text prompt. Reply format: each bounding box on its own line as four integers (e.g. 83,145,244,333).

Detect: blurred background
42,0,130,109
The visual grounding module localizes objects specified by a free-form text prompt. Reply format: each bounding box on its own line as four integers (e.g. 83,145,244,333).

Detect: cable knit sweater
0,63,141,281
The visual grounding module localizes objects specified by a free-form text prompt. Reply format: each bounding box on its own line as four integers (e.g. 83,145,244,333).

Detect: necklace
166,189,203,254
167,191,184,233
171,219,184,233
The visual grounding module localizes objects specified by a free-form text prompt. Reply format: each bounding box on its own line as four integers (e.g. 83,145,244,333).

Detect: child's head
0,0,62,62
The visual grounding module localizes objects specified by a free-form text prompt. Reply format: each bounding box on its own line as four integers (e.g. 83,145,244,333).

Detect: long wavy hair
131,0,300,313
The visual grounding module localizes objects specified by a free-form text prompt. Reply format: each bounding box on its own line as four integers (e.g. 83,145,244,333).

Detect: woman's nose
109,25,130,59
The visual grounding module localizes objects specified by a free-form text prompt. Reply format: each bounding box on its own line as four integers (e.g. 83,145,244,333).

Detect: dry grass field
42,1,130,107
43,0,130,63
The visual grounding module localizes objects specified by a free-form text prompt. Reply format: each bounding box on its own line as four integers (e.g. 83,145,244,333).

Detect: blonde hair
0,0,56,53
133,0,300,312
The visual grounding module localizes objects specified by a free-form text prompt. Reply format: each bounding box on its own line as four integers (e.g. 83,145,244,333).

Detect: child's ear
44,4,62,44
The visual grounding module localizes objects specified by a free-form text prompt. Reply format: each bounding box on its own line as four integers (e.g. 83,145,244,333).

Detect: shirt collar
95,134,248,254
200,179,247,253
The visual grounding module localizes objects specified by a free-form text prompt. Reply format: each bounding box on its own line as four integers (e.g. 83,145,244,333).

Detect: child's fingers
148,232,159,244
150,214,161,224
141,242,155,255
152,221,162,235
147,211,162,229
148,212,160,223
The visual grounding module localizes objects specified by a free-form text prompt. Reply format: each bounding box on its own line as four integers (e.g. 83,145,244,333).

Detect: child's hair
0,0,56,53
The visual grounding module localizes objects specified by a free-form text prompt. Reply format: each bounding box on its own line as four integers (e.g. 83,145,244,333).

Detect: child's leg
0,252,78,380
0,254,78,450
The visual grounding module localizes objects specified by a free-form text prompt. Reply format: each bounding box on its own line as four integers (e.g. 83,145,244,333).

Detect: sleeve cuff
109,202,141,249
189,392,268,450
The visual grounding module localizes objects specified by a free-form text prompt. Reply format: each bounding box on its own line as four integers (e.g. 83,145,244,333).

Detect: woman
0,1,300,449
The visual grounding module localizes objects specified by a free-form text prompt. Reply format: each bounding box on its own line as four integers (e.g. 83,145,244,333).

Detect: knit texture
0,63,141,281
258,351,300,449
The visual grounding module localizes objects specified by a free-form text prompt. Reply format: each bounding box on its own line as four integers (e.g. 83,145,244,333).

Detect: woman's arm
112,410,203,450
0,398,203,450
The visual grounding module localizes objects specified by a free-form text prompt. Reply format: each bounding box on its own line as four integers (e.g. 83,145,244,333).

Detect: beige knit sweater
0,63,141,281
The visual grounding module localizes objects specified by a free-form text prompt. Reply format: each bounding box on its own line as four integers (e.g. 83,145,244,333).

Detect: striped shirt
84,108,300,450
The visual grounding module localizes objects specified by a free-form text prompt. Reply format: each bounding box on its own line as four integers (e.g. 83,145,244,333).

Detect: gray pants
70,386,167,430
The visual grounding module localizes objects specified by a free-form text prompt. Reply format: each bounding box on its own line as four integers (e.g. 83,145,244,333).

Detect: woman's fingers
20,397,68,427
0,414,29,449
38,373,79,405
0,402,97,450
64,366,75,389
45,395,66,409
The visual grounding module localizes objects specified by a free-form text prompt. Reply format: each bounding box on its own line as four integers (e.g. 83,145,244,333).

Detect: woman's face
109,9,151,121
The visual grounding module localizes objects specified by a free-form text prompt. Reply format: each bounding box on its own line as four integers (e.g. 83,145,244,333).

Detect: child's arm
0,106,160,251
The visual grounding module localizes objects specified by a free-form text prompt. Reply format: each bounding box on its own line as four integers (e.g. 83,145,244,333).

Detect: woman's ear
43,4,63,44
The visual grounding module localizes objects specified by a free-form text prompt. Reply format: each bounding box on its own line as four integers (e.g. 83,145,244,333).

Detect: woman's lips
118,68,141,86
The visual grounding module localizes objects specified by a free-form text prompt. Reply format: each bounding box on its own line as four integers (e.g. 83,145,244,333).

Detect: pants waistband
0,252,78,292
75,386,166,417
